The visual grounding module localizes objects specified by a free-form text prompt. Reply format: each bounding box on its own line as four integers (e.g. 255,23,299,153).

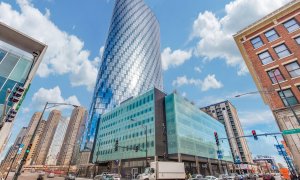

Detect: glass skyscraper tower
83,0,163,149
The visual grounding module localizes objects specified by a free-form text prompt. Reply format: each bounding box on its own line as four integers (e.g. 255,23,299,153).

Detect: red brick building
234,0,300,174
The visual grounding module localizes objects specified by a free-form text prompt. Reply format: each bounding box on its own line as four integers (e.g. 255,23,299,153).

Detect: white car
47,172,55,178
190,174,204,180
205,176,218,180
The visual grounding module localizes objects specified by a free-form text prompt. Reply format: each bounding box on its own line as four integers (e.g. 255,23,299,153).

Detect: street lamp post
271,70,300,125
131,119,148,167
234,70,300,126
12,102,78,180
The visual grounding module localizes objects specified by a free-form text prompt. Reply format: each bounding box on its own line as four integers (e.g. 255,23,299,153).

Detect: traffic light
135,146,139,152
10,86,25,103
25,144,32,154
114,140,119,151
252,130,258,140
214,132,220,146
5,109,17,122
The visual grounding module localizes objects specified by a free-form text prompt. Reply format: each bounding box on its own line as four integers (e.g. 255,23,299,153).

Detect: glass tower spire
83,0,163,149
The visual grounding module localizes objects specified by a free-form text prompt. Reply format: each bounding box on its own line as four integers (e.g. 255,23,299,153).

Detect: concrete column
195,156,200,174
207,159,213,175
118,159,122,177
154,156,158,162
178,153,182,162
218,160,224,174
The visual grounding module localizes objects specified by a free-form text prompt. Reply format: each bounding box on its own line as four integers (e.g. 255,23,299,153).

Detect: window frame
295,36,300,45
264,28,280,42
258,50,274,65
250,36,264,49
273,43,291,59
283,18,300,33
267,68,285,84
278,88,298,107
284,61,300,78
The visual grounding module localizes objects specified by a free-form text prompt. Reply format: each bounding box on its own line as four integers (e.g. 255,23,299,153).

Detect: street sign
282,128,300,135
275,144,284,149
17,144,24,154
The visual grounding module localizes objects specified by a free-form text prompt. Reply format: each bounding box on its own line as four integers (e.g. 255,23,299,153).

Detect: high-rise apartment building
11,112,41,170
57,107,87,166
0,22,47,154
33,110,61,165
45,117,70,165
0,127,27,174
83,0,163,150
234,0,300,173
201,101,253,164
25,120,46,165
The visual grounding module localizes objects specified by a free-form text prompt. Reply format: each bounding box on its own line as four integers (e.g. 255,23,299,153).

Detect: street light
131,119,148,167
12,102,78,180
233,69,300,125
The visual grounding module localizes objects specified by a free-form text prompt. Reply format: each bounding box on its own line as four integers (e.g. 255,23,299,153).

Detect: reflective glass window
250,36,264,49
295,36,300,45
9,58,32,83
274,44,291,59
258,51,273,65
278,89,298,106
264,29,279,42
267,69,285,84
0,53,19,78
283,18,299,32
0,49,7,63
285,61,300,78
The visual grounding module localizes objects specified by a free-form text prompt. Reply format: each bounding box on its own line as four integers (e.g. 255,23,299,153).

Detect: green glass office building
92,88,233,176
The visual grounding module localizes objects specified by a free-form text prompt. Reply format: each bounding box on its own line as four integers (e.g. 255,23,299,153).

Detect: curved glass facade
84,0,163,149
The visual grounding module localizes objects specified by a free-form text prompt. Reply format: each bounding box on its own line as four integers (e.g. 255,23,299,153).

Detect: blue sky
0,0,293,165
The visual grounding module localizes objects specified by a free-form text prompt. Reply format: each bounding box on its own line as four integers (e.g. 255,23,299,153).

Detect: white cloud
201,74,223,91
191,0,291,75
172,74,223,91
31,86,81,110
161,47,192,70
0,0,99,90
239,110,275,127
194,66,201,73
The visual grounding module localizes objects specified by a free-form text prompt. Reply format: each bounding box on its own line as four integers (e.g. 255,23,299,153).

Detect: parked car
205,176,219,180
219,174,228,180
47,172,55,178
94,172,109,180
65,173,76,180
190,174,204,180
104,174,121,180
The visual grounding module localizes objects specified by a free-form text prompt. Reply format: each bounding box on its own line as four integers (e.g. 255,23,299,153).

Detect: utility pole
12,102,78,180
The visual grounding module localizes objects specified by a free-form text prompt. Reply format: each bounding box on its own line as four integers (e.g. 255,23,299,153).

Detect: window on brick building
295,36,300,45
274,44,291,59
285,61,300,78
283,18,300,33
250,36,264,49
264,29,279,42
258,51,273,65
278,89,298,106
267,68,285,84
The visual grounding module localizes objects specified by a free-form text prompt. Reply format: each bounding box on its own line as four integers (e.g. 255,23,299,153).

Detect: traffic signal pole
216,131,297,176
12,102,48,180
12,102,78,180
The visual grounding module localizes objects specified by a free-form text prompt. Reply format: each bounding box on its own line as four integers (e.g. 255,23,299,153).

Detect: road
4,172,92,180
